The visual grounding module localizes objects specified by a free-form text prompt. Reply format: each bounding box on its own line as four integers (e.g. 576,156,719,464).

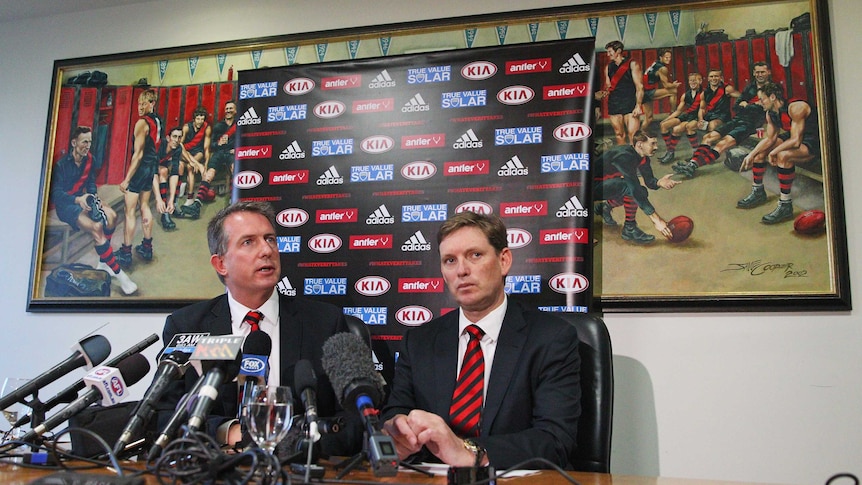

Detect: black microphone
147,379,203,461
112,350,190,455
185,357,241,434
237,331,271,418
321,332,396,477
294,359,320,443
14,334,159,429
13,354,150,446
0,335,111,411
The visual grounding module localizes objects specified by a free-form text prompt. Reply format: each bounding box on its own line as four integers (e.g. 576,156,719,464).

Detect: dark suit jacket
382,299,581,469
154,293,361,456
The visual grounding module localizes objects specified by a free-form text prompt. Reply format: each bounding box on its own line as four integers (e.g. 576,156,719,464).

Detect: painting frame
26,0,849,312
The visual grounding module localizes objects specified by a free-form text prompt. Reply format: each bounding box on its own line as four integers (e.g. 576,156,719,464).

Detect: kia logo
461,61,498,80
361,135,395,154
497,85,535,105
284,77,315,95
401,161,436,180
507,228,532,249
553,122,592,142
549,272,589,294
355,276,391,297
308,233,342,253
234,171,262,189
395,305,433,326
455,201,493,214
313,100,346,119
276,208,309,228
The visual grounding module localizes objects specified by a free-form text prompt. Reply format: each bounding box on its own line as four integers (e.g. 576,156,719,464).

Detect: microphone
15,354,150,446
147,380,204,461
185,357,241,434
112,350,190,455
321,332,397,477
14,333,159,428
0,335,111,411
237,331,271,418
294,359,320,443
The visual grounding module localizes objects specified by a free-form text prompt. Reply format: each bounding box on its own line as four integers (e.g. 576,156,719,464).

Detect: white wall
1,0,859,483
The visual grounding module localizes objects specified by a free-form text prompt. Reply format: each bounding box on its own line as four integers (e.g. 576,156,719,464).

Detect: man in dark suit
382,212,581,469
154,201,359,456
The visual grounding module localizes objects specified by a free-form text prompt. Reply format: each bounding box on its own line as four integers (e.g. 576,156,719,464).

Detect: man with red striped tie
383,212,581,469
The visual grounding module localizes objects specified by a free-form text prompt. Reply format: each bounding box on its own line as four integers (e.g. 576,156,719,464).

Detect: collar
227,289,279,334
457,295,507,344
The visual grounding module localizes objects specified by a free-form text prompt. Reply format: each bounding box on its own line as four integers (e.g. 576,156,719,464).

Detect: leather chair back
556,312,614,473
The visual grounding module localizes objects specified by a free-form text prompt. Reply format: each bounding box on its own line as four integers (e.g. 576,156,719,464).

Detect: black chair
344,314,372,350
556,312,614,473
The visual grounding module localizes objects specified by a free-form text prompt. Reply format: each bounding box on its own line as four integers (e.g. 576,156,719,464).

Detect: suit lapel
278,295,302,369
206,295,233,335
433,313,460,419
481,302,527,436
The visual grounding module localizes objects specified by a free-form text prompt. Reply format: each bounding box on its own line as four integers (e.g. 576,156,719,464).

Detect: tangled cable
149,428,288,485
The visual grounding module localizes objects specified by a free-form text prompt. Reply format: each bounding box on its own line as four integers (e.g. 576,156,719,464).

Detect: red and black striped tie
449,325,485,437
243,310,263,332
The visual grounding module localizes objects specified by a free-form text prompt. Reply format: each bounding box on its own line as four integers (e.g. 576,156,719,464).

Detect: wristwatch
462,438,486,467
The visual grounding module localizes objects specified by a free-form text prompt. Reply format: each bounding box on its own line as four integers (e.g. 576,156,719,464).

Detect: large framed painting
26,0,848,312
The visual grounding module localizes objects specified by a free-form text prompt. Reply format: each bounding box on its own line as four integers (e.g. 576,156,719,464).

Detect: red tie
243,310,263,332
449,325,485,438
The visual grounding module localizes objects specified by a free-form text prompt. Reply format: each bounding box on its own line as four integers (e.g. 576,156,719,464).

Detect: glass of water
244,385,293,455
1,378,29,440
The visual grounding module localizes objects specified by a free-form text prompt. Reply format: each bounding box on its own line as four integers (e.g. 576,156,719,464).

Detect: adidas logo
498,155,529,176
401,230,432,251
452,129,483,149
366,204,395,225
556,195,589,218
277,277,297,296
372,350,383,371
236,107,262,125
559,53,591,73
402,93,430,113
279,140,306,160
317,166,344,186
369,69,396,89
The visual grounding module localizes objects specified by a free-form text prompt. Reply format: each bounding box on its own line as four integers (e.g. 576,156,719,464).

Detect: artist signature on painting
722,260,808,278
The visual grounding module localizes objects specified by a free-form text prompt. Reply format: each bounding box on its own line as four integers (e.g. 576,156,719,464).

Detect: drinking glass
244,385,293,454
1,378,29,439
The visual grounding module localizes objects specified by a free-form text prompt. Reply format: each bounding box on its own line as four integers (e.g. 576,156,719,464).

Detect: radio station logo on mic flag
160,332,209,359
190,336,244,361
83,365,127,406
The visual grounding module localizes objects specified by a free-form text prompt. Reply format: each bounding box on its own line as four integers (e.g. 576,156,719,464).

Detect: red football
794,210,826,234
667,215,694,243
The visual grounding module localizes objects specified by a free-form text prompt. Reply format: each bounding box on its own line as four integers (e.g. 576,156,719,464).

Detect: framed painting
26,0,848,312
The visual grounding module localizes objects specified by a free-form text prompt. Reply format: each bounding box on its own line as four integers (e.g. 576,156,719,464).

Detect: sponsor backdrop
235,38,595,378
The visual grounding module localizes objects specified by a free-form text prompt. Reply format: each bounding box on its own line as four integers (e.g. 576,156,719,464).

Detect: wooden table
0,460,788,485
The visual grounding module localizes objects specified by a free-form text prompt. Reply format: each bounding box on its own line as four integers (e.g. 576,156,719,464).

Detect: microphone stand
23,393,45,452
333,430,432,479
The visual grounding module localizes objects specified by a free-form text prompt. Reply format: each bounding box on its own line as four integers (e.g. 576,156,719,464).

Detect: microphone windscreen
242,331,272,356
321,333,384,408
294,359,316,393
80,335,112,366
116,353,151,386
